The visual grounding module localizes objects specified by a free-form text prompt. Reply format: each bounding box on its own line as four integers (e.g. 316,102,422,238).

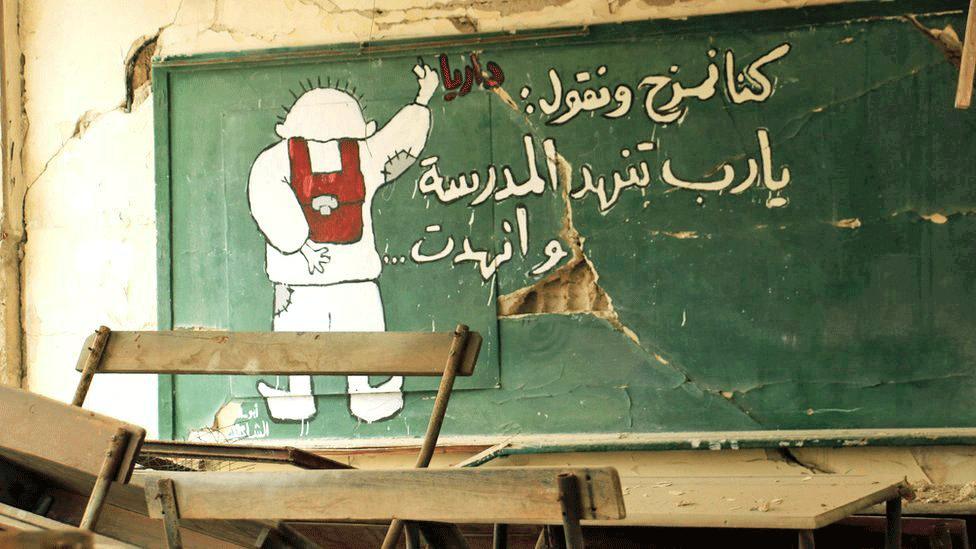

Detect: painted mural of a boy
247,62,438,424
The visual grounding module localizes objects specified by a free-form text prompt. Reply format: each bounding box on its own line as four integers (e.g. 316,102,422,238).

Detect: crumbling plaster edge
0,0,25,388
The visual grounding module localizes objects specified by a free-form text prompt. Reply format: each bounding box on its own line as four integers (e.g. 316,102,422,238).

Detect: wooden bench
143,467,626,549
70,325,482,547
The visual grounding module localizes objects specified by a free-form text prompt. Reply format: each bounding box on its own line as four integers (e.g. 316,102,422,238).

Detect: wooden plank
143,467,624,523
0,514,41,533
0,503,136,549
955,0,976,108
155,479,183,549
44,486,260,549
603,475,907,530
2,459,259,549
0,530,92,549
77,331,482,376
1,459,254,549
72,326,111,407
138,440,352,470
0,387,145,483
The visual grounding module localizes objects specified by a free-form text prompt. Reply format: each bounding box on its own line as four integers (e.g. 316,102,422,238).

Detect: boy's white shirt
248,103,431,286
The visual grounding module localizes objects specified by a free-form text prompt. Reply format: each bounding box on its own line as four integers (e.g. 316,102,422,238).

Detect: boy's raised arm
363,62,438,184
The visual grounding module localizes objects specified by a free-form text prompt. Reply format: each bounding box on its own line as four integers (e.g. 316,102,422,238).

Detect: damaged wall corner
124,34,158,113
904,15,963,68
0,0,25,389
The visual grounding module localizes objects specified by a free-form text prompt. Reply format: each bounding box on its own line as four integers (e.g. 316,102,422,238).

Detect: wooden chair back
0,386,146,532
71,325,482,406
0,387,144,484
68,325,482,545
69,325,481,472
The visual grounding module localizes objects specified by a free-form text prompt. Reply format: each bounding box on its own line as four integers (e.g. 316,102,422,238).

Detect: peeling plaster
124,35,159,113
904,15,963,68
0,0,26,388
498,256,611,316
185,400,248,444
656,230,700,239
832,217,862,229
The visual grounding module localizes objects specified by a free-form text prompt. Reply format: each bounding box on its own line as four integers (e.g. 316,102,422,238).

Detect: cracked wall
498,255,610,316
14,0,852,434
497,151,612,318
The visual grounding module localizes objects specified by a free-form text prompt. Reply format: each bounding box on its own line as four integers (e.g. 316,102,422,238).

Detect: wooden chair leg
954,0,976,108
534,526,562,549
257,523,322,549
280,523,322,549
557,473,584,549
930,522,953,549
416,522,470,549
78,428,128,531
382,324,470,549
71,326,111,408
798,530,815,549
886,497,902,549
156,478,183,549
534,528,546,549
405,522,421,549
493,523,508,549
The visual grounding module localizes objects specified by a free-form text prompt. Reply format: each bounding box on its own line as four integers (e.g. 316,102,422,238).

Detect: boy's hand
413,62,439,106
300,240,330,274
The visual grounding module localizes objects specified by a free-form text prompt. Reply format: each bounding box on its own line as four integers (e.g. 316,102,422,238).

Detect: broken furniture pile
0,327,919,548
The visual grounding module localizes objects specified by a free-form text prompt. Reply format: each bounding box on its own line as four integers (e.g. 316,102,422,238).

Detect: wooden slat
155,479,182,549
0,387,145,483
143,467,625,523
138,440,352,470
76,331,482,376
0,513,40,533
0,529,93,549
1,457,259,548
0,503,136,549
955,0,976,108
604,475,907,530
44,485,262,549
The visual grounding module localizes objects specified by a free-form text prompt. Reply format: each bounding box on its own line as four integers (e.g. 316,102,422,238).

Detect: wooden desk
608,475,906,529
579,475,909,549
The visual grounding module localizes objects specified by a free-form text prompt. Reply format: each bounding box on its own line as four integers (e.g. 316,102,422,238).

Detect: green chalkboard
155,0,976,444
